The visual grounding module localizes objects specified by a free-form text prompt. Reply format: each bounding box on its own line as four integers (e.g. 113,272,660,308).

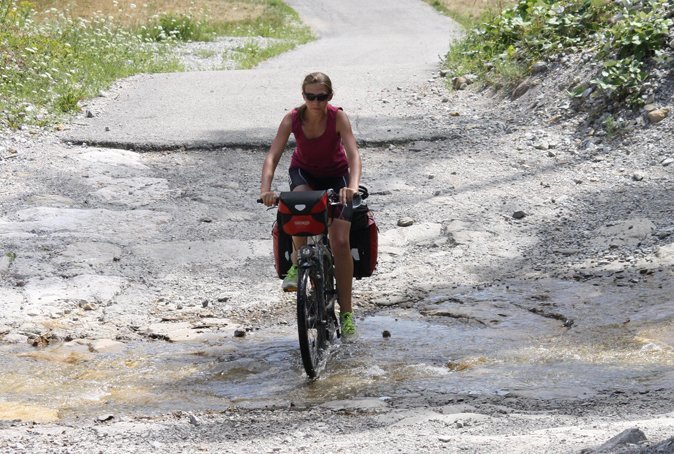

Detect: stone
0,254,14,274
647,108,670,124
88,339,125,353
512,211,526,219
647,436,674,453
452,76,467,90
397,217,415,227
512,80,531,99
594,427,647,452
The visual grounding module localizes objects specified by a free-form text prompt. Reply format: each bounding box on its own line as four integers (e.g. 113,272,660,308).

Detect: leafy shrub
446,0,674,107
590,1,673,105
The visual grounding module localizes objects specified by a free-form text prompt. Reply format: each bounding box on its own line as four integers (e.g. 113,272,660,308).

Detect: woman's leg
329,218,353,313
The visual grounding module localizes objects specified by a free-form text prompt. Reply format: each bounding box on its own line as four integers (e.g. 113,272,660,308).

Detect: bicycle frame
260,188,366,378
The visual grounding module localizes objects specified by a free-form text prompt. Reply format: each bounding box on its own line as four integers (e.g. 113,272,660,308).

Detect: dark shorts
289,167,353,222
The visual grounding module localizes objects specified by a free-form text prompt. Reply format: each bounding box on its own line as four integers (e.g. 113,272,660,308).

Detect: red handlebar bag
277,191,329,237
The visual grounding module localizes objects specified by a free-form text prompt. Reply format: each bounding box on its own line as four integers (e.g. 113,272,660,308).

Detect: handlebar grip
257,196,279,206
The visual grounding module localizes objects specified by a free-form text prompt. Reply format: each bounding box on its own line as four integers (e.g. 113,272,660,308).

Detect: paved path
61,0,461,150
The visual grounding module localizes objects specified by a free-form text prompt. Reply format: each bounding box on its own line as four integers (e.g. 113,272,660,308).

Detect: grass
0,0,313,130
425,0,515,28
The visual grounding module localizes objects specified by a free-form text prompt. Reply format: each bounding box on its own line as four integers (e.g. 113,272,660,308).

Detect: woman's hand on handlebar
259,191,277,207
339,187,358,206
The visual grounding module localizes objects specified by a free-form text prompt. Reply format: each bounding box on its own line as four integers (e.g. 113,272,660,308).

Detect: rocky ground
0,43,673,453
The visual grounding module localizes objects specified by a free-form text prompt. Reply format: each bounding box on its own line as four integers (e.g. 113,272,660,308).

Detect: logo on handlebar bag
277,191,328,237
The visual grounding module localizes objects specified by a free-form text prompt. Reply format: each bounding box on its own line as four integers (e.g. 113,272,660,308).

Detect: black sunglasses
303,92,330,102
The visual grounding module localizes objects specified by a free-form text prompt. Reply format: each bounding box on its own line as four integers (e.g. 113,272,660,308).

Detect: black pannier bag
272,221,293,279
349,204,378,279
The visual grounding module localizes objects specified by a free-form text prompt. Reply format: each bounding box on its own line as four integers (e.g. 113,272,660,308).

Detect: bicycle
259,188,365,378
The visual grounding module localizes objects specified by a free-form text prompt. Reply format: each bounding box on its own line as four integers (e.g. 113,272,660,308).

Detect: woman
259,72,362,338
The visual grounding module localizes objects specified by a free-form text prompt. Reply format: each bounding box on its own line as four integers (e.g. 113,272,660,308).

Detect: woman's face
302,83,331,110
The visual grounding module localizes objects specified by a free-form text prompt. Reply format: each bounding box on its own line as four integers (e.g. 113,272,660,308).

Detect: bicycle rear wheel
297,265,327,378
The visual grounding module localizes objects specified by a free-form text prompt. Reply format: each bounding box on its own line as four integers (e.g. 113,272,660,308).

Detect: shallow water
1,281,673,422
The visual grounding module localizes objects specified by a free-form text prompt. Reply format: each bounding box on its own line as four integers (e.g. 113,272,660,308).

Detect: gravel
0,42,673,453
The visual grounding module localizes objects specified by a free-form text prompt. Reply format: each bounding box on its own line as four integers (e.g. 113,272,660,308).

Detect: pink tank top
289,104,349,177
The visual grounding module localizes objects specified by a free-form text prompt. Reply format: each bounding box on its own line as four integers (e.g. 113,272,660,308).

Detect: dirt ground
1,50,674,453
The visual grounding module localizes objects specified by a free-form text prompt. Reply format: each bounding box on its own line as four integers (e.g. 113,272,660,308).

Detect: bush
445,0,674,107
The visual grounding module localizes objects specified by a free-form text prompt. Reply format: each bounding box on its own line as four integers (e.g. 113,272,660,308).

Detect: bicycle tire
321,250,339,343
297,265,327,378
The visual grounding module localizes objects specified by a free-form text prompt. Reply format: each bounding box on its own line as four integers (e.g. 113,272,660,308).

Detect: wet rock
142,322,206,342
234,328,246,338
30,334,53,348
512,211,527,220
397,217,415,227
87,339,125,353
321,398,388,412
2,333,29,344
382,330,391,338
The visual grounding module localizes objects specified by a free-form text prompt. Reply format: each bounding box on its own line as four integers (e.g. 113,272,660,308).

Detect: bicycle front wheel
297,265,327,378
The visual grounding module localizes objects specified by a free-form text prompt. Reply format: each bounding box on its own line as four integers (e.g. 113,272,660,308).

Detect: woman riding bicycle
259,72,362,338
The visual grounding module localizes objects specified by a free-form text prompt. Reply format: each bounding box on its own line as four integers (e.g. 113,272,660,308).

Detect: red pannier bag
349,205,378,279
277,190,328,237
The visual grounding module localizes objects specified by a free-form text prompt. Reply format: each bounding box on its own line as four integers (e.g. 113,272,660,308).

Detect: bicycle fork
299,246,336,328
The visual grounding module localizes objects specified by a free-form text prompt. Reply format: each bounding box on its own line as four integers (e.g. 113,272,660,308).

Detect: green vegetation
0,0,312,130
425,0,515,28
139,0,311,44
445,0,674,107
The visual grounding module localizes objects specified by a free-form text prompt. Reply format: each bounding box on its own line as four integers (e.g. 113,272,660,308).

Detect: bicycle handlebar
257,186,368,208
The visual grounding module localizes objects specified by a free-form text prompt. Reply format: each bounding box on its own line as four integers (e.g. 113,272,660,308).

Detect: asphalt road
61,0,462,150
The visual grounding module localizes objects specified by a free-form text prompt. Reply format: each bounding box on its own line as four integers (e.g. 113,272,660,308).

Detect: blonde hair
297,72,333,121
